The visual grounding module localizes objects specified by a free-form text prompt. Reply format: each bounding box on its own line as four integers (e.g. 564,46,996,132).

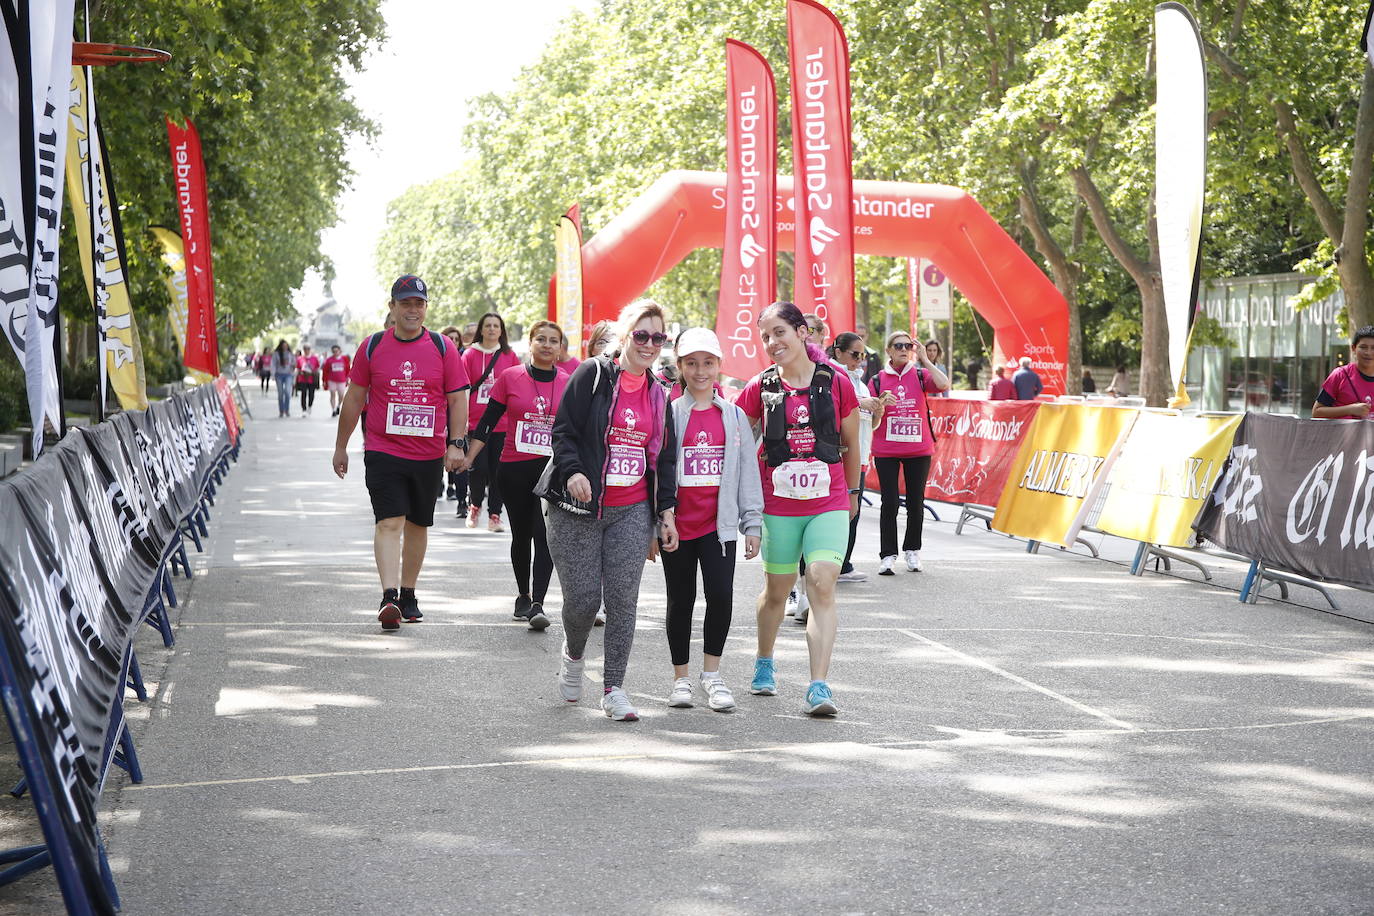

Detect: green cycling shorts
760,510,849,575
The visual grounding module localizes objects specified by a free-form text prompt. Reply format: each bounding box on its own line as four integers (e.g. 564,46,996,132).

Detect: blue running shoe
750,656,776,696
803,680,837,716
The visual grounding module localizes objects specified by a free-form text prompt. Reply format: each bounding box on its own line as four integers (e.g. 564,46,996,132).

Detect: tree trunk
1018,167,1081,394
1338,63,1374,331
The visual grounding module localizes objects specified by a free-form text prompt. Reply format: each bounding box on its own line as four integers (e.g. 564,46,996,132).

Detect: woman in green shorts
734,302,860,716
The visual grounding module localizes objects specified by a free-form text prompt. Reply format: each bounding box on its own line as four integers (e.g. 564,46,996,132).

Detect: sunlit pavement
7,382,1374,914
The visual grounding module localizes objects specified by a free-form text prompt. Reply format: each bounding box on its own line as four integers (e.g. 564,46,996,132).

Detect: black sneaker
513,595,532,620
455,499,469,519
400,595,423,622
378,600,402,630
528,602,550,630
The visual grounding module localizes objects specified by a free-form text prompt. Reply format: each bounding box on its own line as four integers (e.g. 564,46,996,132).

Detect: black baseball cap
391,274,429,301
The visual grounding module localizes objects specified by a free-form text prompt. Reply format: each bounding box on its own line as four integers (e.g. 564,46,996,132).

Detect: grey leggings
547,501,654,689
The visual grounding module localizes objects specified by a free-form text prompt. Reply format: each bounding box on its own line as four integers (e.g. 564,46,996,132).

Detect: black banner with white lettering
1194,413,1374,590
0,384,231,913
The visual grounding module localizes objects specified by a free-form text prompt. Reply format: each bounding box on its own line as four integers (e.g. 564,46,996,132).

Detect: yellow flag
64,66,149,409
554,205,584,357
150,227,214,386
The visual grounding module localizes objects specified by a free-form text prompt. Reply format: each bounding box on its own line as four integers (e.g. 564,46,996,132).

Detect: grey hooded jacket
670,392,764,544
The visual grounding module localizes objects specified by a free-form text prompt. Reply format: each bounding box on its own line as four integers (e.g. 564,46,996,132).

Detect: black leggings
661,531,736,666
259,372,271,392
469,432,505,515
875,454,932,557
298,382,317,412
498,458,551,602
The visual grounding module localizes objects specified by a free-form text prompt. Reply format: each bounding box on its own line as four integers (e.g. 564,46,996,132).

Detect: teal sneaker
750,657,776,696
803,680,837,716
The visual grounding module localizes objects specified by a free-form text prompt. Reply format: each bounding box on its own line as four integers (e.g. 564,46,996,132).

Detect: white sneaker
594,608,606,626
558,645,584,702
700,673,736,712
795,588,811,624
837,570,868,582
905,550,922,572
785,589,798,617
667,677,694,708
879,555,896,576
601,686,639,721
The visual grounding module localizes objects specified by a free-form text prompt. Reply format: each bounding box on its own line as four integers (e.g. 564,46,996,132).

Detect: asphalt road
4,384,1374,914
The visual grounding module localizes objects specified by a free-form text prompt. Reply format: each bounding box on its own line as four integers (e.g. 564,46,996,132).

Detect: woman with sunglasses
540,300,679,722
463,321,571,630
735,302,860,717
869,331,950,575
461,312,520,531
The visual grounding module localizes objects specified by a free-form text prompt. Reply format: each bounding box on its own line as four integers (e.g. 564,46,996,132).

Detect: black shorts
363,450,443,526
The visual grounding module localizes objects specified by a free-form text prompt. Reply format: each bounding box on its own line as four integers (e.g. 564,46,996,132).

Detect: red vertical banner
787,0,854,334
716,39,776,381
165,117,219,377
906,257,921,328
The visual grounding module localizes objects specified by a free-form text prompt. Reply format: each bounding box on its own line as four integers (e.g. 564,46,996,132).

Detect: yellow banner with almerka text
992,403,1138,546
1095,412,1242,547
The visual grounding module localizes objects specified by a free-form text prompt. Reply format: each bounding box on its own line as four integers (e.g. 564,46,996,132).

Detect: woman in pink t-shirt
734,302,860,717
868,331,950,575
1313,325,1374,420
463,321,570,630
459,312,520,530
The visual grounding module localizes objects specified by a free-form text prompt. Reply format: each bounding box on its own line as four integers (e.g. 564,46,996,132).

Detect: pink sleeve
923,369,940,394
445,344,470,393
735,378,763,419
349,344,369,386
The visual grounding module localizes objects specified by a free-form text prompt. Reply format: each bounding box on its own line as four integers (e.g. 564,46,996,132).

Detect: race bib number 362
606,444,647,487
386,403,437,437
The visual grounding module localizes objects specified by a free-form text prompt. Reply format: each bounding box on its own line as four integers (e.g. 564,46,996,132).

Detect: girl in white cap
661,328,764,711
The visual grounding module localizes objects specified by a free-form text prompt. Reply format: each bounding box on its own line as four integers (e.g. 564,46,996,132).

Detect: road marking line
898,628,1138,731
124,713,1373,792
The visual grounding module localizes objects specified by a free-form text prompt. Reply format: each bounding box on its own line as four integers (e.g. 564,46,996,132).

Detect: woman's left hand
659,514,679,552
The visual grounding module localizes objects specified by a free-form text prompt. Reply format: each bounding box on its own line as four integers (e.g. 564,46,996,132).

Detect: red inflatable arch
555,169,1068,393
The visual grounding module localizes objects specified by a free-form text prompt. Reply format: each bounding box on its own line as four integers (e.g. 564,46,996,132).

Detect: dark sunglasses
844,349,863,358
891,341,916,351
630,330,669,347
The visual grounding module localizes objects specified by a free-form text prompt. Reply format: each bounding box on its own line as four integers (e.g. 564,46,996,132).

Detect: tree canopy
58,0,385,377
378,0,1374,404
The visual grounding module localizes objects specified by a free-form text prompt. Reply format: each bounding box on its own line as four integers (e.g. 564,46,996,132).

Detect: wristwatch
446,437,467,450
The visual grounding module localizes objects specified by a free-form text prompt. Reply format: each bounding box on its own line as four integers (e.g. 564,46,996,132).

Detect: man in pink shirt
331,275,470,630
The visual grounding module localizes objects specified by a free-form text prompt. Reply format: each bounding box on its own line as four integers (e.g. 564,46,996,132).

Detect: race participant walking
1313,325,1374,419
462,320,571,630
538,300,679,722
869,331,950,574
331,274,469,630
556,334,581,373
271,339,296,417
829,332,884,584
323,345,351,417
256,348,272,393
296,344,322,417
440,326,467,501
461,312,520,531
661,329,763,712
735,302,860,717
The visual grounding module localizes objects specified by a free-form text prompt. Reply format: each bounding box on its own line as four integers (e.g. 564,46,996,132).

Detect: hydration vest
760,362,841,467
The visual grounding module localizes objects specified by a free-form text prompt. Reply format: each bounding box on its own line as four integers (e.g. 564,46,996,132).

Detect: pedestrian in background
296,344,321,417
870,331,948,575
461,312,520,531
271,340,295,417
1012,356,1043,400
1313,325,1374,419
989,364,1016,400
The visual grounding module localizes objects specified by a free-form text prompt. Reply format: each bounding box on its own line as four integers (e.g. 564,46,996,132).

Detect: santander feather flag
554,204,585,357
716,39,777,381
787,0,854,334
166,117,219,377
